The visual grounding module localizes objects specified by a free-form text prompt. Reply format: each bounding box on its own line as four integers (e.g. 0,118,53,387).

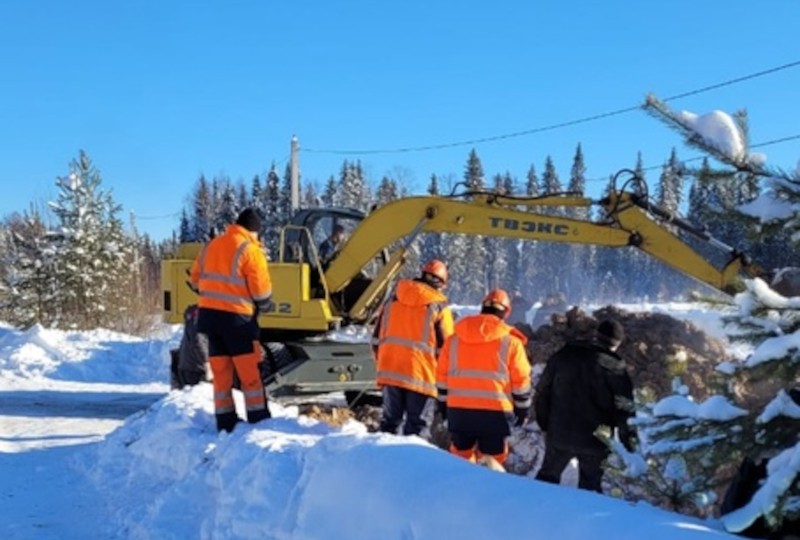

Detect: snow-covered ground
0,305,745,540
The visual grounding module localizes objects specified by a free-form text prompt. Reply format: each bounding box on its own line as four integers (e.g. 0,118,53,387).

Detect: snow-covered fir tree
191,175,214,241
520,164,541,303
0,208,59,328
337,160,370,212
419,174,443,269
604,100,800,535
48,150,135,330
485,173,510,290
321,175,337,207
263,165,282,260
445,149,487,303
303,182,320,208
537,155,569,296
374,176,400,207
217,180,238,229
565,143,593,302
500,172,522,292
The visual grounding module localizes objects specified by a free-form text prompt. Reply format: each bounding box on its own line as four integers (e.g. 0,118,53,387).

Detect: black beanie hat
596,319,624,348
236,208,262,233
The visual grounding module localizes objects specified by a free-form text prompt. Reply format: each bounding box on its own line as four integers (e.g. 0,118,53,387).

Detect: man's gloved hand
513,407,529,427
255,298,275,315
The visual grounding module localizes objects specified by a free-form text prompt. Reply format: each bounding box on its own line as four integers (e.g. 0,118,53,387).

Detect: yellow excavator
162,172,759,402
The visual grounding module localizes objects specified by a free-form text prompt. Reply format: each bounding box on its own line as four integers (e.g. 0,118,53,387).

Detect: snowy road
0,385,165,539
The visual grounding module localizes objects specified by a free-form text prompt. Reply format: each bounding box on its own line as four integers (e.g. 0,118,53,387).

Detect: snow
0,307,753,539
652,394,746,422
757,390,800,424
677,110,746,163
721,442,800,534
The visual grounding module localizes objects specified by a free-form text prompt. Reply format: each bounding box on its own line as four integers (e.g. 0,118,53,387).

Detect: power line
584,133,800,183
136,211,182,220
304,59,800,156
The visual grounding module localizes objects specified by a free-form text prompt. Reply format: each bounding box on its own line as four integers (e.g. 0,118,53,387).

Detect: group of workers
373,257,635,491
186,207,636,494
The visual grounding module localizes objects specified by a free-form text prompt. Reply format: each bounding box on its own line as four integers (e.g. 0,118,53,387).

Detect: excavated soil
519,305,733,402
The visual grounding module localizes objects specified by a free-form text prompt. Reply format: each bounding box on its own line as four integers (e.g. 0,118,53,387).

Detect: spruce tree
445,149,487,303
48,150,135,330
303,182,320,208
263,165,282,260
0,208,58,328
538,156,569,296
520,164,541,304
419,174,443,270
566,144,592,301
192,175,214,241
321,175,337,207
602,98,800,533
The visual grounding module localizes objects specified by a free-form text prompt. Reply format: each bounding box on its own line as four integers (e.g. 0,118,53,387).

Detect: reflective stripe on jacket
375,279,455,397
189,224,272,316
436,314,532,412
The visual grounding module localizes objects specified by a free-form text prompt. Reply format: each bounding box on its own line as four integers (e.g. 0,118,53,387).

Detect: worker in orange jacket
189,208,274,433
436,289,532,465
373,259,455,438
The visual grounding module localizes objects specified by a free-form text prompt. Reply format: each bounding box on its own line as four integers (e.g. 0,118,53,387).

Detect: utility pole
290,135,300,211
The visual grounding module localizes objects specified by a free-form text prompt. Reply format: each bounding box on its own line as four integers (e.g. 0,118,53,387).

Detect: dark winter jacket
534,340,635,455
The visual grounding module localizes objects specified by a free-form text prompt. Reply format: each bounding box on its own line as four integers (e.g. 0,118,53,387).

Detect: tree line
1,101,797,329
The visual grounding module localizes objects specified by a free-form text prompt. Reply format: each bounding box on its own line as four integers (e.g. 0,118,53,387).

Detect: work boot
216,412,239,433
247,403,272,424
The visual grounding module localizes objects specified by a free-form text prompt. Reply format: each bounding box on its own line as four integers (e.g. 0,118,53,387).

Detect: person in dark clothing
534,318,636,492
318,224,346,266
172,304,209,388
507,288,533,326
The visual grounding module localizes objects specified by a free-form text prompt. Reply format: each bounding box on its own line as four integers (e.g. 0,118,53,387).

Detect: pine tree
538,156,569,296
48,150,135,330
192,175,214,241
263,165,282,260
501,172,522,292
484,174,508,289
604,280,800,530
218,181,238,229
375,176,400,206
178,209,192,243
445,149,487,303
303,182,320,208
419,174,443,269
322,175,337,207
338,160,370,212
602,97,800,533
0,208,59,328
236,181,249,212
565,144,593,301
520,164,541,303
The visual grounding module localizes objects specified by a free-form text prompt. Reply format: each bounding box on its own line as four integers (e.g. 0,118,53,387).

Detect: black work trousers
535,442,606,493
379,385,434,438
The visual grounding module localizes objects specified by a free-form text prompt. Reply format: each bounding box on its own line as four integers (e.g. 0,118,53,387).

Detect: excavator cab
278,207,389,324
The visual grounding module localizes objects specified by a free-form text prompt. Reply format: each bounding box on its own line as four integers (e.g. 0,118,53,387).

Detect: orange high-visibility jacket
189,224,272,317
374,279,455,397
436,314,532,412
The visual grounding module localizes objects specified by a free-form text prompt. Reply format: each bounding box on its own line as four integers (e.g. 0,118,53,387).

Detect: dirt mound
518,305,732,401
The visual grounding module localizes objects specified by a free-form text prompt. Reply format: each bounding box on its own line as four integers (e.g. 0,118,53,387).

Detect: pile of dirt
298,402,383,431
518,305,733,402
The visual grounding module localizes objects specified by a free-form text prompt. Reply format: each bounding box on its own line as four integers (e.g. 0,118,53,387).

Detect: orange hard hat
482,289,512,317
421,259,448,285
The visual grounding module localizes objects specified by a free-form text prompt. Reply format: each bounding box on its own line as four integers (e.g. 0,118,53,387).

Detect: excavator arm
325,190,757,322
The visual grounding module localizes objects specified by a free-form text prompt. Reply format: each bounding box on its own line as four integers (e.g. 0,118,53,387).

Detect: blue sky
1,1,799,241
